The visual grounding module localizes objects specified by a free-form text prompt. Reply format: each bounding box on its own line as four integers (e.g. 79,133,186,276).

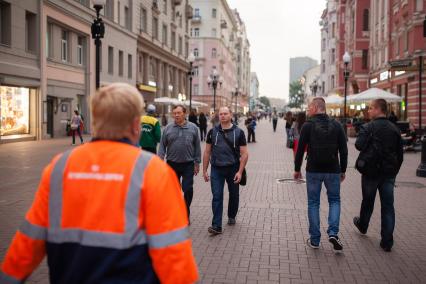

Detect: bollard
417,139,426,177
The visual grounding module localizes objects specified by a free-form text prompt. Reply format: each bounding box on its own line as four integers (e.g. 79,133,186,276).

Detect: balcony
191,15,201,23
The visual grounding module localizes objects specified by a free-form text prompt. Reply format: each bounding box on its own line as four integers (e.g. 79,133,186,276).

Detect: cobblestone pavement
1,120,426,283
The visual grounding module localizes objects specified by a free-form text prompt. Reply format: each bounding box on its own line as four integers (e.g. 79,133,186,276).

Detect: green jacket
139,115,161,149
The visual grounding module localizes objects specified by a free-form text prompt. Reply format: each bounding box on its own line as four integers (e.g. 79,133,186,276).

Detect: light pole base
417,139,426,178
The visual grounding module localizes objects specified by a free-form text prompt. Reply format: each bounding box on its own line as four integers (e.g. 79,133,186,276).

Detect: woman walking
285,111,293,147
290,112,306,157
70,110,84,145
198,112,208,141
272,111,278,132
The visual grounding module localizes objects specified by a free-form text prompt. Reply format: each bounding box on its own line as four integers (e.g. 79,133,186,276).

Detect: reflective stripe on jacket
0,140,198,284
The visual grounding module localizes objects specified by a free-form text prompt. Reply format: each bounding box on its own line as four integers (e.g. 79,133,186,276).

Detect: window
212,48,217,58
211,28,217,37
362,49,368,69
332,23,335,38
162,24,168,45
46,23,52,58
212,8,217,18
395,37,400,56
171,31,176,51
163,0,167,14
404,30,408,51
416,0,423,11
119,50,124,76
124,6,131,30
194,28,200,37
178,36,182,55
193,66,199,76
108,46,114,74
0,0,11,46
118,1,121,25
140,7,147,32
321,38,326,51
61,30,68,62
362,9,369,31
105,0,114,20
185,41,189,57
194,8,200,17
331,48,335,64
193,48,199,57
128,54,132,78
321,60,325,72
193,84,199,95
25,11,36,53
77,36,84,65
138,54,143,73
153,17,159,39
331,75,335,89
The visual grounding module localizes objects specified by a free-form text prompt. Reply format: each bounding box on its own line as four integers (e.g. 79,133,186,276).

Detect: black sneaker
208,226,222,235
306,238,320,249
380,241,392,252
227,218,236,225
328,236,343,252
353,217,367,235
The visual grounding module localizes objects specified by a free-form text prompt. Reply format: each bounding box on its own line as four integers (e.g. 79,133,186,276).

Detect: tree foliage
287,81,304,108
259,96,271,107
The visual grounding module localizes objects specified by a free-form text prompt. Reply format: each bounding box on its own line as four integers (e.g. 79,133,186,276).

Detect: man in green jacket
140,104,162,154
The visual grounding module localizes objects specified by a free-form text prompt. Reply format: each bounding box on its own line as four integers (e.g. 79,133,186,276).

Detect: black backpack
308,119,339,167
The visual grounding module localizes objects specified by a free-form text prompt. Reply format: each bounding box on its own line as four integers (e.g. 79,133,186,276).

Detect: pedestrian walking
70,110,84,145
189,110,198,126
139,104,161,154
245,114,257,143
0,83,198,283
294,97,348,252
199,112,208,141
158,105,201,219
290,112,306,157
272,111,279,132
353,99,403,252
203,107,249,235
285,111,293,147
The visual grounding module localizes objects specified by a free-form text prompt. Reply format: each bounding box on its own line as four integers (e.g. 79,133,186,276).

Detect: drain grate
395,182,426,189
276,178,306,184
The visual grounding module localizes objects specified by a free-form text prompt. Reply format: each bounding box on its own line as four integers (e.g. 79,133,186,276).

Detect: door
47,96,54,137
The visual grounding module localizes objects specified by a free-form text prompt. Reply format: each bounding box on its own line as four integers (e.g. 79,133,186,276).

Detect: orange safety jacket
0,140,198,284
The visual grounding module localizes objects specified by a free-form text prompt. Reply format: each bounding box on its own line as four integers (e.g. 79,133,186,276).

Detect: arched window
212,48,217,58
362,9,369,31
193,48,199,57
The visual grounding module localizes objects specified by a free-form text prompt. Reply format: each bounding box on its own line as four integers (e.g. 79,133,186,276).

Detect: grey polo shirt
158,121,201,164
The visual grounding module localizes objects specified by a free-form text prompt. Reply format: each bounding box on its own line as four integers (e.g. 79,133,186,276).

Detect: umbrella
348,88,402,103
154,97,180,105
182,100,208,107
324,94,344,105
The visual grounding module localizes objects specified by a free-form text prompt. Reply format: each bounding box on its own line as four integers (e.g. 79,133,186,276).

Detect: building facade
188,0,243,112
289,57,318,84
301,65,321,98
250,72,259,110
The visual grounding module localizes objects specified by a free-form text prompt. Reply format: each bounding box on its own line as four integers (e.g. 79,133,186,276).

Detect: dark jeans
167,161,194,217
272,119,278,132
72,128,83,144
143,147,157,154
359,175,396,248
247,128,256,142
210,164,240,228
200,127,207,141
306,172,341,246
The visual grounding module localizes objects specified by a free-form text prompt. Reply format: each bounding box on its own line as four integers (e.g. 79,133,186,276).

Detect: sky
227,0,326,101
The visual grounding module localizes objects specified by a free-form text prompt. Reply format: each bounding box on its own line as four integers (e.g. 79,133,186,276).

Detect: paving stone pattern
1,120,426,283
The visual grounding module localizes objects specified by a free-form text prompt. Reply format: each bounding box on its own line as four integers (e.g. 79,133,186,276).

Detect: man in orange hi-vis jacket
0,83,198,284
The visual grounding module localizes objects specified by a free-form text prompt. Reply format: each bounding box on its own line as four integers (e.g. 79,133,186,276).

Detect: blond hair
90,83,144,140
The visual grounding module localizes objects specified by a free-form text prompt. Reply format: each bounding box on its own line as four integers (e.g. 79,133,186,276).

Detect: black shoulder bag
218,131,247,186
355,123,382,176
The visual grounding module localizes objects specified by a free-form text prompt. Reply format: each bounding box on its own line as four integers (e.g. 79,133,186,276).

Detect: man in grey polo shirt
159,104,201,219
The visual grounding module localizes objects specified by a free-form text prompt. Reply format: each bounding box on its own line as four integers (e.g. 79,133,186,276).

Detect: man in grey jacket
159,105,201,219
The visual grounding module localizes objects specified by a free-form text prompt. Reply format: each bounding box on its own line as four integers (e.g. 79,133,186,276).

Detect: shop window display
1,86,30,136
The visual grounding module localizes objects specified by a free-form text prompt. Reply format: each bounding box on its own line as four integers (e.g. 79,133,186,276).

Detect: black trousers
272,120,278,132
247,128,256,142
167,161,194,217
199,127,207,141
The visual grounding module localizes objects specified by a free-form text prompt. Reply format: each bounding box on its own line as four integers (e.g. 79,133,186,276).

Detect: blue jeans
306,172,341,245
359,175,395,248
210,164,240,228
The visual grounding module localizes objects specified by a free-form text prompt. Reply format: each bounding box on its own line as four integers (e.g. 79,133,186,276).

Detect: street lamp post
207,69,223,112
187,52,195,111
343,51,351,135
416,19,426,177
91,0,106,89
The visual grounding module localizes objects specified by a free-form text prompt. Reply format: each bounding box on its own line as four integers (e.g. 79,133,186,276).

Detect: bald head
308,97,326,116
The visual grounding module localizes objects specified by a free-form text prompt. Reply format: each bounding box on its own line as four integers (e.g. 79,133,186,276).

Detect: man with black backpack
203,107,249,235
354,99,403,252
294,97,348,252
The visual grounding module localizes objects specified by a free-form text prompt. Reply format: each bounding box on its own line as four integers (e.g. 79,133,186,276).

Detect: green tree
287,81,304,108
259,96,271,107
